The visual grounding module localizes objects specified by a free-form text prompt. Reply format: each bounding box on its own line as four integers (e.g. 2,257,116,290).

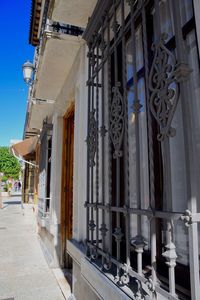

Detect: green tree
0,147,21,180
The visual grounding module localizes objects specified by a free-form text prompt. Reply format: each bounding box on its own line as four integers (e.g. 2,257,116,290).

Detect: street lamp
22,60,35,85
22,60,55,104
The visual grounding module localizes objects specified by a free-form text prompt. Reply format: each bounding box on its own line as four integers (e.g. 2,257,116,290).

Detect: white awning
11,136,38,158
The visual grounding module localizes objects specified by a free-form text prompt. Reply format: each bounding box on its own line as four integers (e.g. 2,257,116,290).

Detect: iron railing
84,0,200,299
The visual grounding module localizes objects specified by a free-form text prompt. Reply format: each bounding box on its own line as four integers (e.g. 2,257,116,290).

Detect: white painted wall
72,45,88,242
50,114,63,227
41,43,89,267
48,113,63,266
49,44,88,244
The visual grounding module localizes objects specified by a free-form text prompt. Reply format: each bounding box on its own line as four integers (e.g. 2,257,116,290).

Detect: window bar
107,11,113,264
100,17,106,269
45,134,49,213
162,220,177,297
90,48,95,250
121,0,131,280
112,0,122,280
129,0,142,237
86,45,92,251
171,1,200,298
141,3,157,287
129,2,147,279
153,0,176,296
96,40,100,251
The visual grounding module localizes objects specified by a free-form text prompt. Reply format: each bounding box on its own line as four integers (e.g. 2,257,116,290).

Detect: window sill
81,258,132,300
37,214,50,229
67,239,86,266
66,240,132,300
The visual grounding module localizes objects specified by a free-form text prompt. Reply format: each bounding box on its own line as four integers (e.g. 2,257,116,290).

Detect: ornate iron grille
84,0,200,299
38,122,52,218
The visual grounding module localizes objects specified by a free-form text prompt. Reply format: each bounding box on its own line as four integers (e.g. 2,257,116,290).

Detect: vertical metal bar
170,1,200,298
96,41,100,249
167,222,176,296
113,0,121,274
44,133,47,212
137,250,143,276
154,0,176,295
154,0,161,38
162,221,177,296
101,23,106,267
129,0,141,235
91,49,95,245
121,0,130,271
107,12,113,257
141,4,157,286
162,139,172,212
86,46,92,248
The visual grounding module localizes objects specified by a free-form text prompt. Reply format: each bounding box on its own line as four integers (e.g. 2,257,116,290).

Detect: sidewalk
0,196,65,300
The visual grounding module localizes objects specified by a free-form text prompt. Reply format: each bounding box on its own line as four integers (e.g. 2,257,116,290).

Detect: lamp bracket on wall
32,98,55,104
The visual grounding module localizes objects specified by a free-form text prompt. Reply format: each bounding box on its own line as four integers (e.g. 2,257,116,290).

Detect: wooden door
61,105,74,267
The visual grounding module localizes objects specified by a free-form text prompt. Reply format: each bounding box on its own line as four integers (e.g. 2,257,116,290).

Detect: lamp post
22,60,35,85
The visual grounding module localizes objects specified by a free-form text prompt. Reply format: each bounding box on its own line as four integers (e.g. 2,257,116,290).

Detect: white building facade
25,0,200,299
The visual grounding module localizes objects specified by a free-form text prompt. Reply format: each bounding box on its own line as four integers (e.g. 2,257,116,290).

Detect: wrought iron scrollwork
127,0,143,12
103,253,112,270
149,33,179,141
121,264,130,285
88,219,96,231
87,109,98,167
145,278,156,296
135,279,145,300
99,223,108,237
113,227,124,242
111,19,120,34
90,246,98,260
181,210,200,227
109,83,125,158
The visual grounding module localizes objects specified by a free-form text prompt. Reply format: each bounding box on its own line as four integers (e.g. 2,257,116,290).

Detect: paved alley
0,196,65,300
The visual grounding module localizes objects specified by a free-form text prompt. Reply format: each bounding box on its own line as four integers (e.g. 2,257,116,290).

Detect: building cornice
29,0,42,46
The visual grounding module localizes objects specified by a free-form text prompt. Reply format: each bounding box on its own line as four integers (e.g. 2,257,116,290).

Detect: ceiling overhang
34,33,84,101
28,101,54,130
51,0,97,27
26,0,98,133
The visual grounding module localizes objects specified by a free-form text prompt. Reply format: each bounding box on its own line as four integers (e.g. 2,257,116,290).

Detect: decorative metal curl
127,0,138,6
100,39,106,53
121,264,130,285
127,0,143,13
149,33,179,141
111,19,120,33
109,82,125,159
87,109,98,167
181,210,195,227
90,246,98,260
103,253,112,270
145,278,156,296
99,223,108,237
135,279,145,300
113,227,124,242
88,220,96,231
123,205,129,216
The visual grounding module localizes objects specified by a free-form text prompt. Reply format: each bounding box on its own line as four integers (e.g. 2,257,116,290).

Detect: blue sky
0,1,34,146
